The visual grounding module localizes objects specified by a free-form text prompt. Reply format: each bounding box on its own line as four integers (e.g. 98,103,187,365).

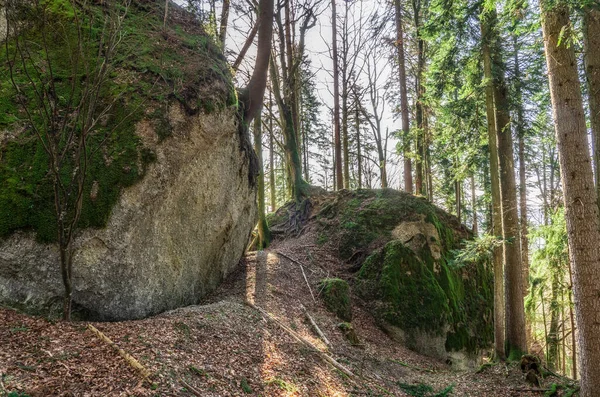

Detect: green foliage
240,377,253,394
397,382,454,397
0,1,233,242
544,382,579,397
319,278,352,322
265,377,298,393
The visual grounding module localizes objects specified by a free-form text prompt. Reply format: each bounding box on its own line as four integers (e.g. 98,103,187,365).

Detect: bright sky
174,0,405,191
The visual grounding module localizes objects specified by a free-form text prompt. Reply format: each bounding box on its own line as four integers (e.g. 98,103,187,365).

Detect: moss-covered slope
0,0,235,242
268,189,493,359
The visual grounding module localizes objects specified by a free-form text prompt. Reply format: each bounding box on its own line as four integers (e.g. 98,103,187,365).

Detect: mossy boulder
0,1,257,320
270,189,493,365
319,278,352,322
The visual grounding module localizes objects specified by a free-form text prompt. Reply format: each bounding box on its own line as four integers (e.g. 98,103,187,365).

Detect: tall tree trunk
218,0,230,51
356,104,362,189
481,12,505,360
332,0,343,190
270,57,308,202
541,2,600,394
269,119,276,211
583,5,600,209
254,113,271,249
514,35,530,345
413,0,425,196
547,271,560,370
394,0,412,193
471,174,478,234
242,0,274,124
568,264,577,380
487,6,527,359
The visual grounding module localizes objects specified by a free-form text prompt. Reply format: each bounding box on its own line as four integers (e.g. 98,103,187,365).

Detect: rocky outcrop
269,189,494,368
0,1,257,320
0,105,257,320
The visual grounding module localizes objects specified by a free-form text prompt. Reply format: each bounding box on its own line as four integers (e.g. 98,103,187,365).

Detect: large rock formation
0,1,257,319
268,189,494,368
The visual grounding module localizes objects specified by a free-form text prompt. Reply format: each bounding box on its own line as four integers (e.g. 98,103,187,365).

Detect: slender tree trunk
514,36,530,346
583,5,600,208
547,271,560,370
218,0,230,51
394,0,412,193
455,176,461,224
332,0,343,190
242,0,274,124
541,2,600,394
356,104,362,189
481,13,505,360
568,264,577,380
413,0,425,196
270,57,308,202
269,120,276,211
487,6,527,359
471,174,478,234
254,113,271,249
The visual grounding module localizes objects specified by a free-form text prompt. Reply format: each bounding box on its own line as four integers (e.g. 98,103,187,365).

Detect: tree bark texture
541,3,600,394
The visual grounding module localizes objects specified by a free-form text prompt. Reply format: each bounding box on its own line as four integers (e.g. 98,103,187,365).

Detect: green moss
0,1,233,242
315,189,460,260
319,278,352,321
358,241,448,333
357,239,493,353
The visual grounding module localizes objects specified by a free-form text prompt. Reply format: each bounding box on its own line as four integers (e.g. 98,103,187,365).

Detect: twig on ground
301,304,331,347
245,301,355,379
276,251,315,303
180,378,203,396
87,324,152,382
509,387,549,393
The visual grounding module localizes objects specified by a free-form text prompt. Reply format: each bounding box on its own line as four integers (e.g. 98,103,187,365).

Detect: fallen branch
509,387,549,393
276,251,315,303
246,301,354,379
301,304,330,347
180,378,203,397
87,324,152,381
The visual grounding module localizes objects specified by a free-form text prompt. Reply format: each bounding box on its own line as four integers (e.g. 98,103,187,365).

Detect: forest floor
0,237,575,396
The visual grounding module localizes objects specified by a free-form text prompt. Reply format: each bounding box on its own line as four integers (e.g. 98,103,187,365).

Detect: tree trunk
514,35,530,346
584,5,600,209
394,0,412,194
547,271,560,370
269,127,276,211
541,2,600,394
487,5,527,360
269,59,308,202
481,12,505,360
413,0,425,196
242,0,274,124
356,104,362,189
254,113,271,249
218,0,230,52
332,0,343,190
471,174,478,234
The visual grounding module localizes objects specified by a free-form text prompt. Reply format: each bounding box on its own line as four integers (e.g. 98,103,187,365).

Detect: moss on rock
0,1,234,242
357,241,449,333
314,189,467,260
319,278,352,322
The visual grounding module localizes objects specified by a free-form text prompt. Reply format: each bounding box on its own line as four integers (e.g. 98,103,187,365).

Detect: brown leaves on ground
1,235,567,396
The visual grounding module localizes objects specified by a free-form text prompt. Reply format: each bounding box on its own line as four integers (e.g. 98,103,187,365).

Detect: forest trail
1,241,567,396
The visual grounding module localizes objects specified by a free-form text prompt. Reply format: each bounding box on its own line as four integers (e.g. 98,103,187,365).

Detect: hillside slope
0,190,573,396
